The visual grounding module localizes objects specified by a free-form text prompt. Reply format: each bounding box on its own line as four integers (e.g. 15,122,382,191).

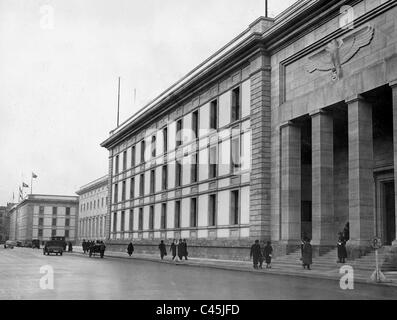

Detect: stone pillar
311,110,335,247
346,95,374,248
391,81,397,246
280,122,301,245
105,151,113,241
249,50,272,240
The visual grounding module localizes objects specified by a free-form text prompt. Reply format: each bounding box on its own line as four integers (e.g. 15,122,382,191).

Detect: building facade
0,204,12,242
76,175,108,242
8,195,79,245
101,0,397,259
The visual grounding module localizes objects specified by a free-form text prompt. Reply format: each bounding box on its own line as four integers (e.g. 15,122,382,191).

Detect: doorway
382,181,396,245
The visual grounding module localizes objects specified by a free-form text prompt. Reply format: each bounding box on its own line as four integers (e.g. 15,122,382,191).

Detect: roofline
76,175,109,195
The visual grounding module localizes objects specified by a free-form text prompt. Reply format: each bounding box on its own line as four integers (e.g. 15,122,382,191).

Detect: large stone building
0,204,12,242
101,0,397,259
76,175,108,242
8,195,79,245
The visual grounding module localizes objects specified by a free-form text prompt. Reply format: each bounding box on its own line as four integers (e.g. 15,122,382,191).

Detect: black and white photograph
1,0,397,306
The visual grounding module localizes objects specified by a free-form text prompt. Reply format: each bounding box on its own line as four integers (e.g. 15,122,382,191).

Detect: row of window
79,217,105,238
39,206,71,216
38,217,71,227
112,190,240,233
37,228,70,238
114,86,244,175
80,197,108,212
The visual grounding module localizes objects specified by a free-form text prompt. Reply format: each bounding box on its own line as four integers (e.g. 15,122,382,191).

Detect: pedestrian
127,242,134,257
250,240,262,270
182,239,188,260
263,241,273,269
177,239,184,261
159,240,167,260
170,240,177,261
337,232,347,263
99,241,106,258
82,239,86,254
68,242,73,252
302,239,313,270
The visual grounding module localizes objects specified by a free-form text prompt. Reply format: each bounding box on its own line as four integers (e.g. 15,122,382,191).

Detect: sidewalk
71,246,397,288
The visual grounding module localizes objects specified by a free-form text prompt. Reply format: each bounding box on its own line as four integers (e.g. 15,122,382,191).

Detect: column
311,110,335,247
391,81,397,246
280,122,301,244
347,95,374,246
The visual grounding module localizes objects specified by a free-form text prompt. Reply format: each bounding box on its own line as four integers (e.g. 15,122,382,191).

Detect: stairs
352,247,397,272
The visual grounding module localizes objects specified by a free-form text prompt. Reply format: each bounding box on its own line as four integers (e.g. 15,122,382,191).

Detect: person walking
68,242,73,252
263,241,273,269
170,240,177,261
127,242,134,257
250,240,262,270
182,239,188,260
82,240,87,254
159,241,167,260
337,233,347,263
302,239,313,270
177,239,184,261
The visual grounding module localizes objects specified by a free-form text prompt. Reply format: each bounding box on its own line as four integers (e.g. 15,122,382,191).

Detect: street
0,247,396,300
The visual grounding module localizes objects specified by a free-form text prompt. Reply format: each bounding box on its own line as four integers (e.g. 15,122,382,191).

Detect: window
139,174,145,196
121,211,125,232
149,206,154,230
131,146,136,168
141,141,146,163
161,203,167,230
231,136,241,173
191,153,198,183
123,151,127,171
38,229,43,237
138,208,143,231
114,184,118,203
162,165,168,190
192,111,199,139
51,229,56,237
209,194,217,227
231,87,241,123
210,99,218,130
151,136,157,158
65,230,69,238
163,128,168,153
209,146,218,179
122,180,126,201
129,209,134,232
176,161,182,187
113,212,117,232
102,198,104,207
52,218,57,226
65,218,70,227
39,206,44,215
190,198,198,228
176,119,183,147
52,207,57,215
130,178,135,199
150,170,155,194
38,218,44,226
231,190,240,225
93,201,96,209
115,155,119,174
175,201,181,229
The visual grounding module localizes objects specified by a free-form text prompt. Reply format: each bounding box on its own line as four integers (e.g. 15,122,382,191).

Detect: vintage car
43,240,64,256
4,240,17,249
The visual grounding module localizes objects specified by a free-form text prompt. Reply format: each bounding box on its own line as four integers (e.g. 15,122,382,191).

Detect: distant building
0,204,13,242
7,195,79,245
76,175,108,242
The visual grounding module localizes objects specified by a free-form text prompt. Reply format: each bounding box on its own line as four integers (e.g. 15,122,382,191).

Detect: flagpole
31,175,33,195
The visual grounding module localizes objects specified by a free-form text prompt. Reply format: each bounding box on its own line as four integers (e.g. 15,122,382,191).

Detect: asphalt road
0,247,396,300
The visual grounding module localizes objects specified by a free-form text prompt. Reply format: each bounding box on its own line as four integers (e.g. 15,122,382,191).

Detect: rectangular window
65,218,70,227
176,161,182,187
51,229,56,237
38,229,43,237
139,208,143,231
210,99,218,130
39,206,44,215
122,180,126,201
209,146,218,179
231,87,241,123
113,212,117,232
191,153,198,183
141,141,146,163
66,207,70,216
52,218,57,226
231,190,240,225
150,170,156,194
102,198,104,207
190,198,198,228
162,165,168,190
231,136,241,173
130,178,135,199
192,111,199,139
52,207,57,216
151,136,157,158
121,211,125,232
93,201,96,209
131,146,136,168
175,201,181,229
65,230,69,238
38,218,44,226
163,128,168,153
209,194,217,227
149,206,154,230
123,151,127,171
161,203,167,230
139,174,145,197
129,209,134,231
176,119,183,147
114,184,118,203
115,155,119,174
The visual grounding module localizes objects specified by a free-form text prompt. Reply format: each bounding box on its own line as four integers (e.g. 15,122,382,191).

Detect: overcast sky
0,0,298,203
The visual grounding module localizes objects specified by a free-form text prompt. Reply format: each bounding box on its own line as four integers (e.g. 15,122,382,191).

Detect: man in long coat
158,241,167,260
302,239,313,270
250,240,262,270
337,233,347,263
182,239,188,260
170,240,177,261
127,242,134,257
177,239,184,261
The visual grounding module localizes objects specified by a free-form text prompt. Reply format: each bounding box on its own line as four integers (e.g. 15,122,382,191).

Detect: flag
32,172,38,179
19,187,23,201
22,182,29,188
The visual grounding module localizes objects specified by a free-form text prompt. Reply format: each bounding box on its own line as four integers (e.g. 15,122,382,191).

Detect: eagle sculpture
306,25,375,81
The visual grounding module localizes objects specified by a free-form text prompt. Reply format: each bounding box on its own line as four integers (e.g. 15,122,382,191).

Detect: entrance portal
383,181,396,245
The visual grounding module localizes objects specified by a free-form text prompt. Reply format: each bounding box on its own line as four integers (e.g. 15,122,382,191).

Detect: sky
0,0,298,204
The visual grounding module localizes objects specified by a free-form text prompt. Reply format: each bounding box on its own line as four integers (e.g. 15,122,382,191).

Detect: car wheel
60,252,63,256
